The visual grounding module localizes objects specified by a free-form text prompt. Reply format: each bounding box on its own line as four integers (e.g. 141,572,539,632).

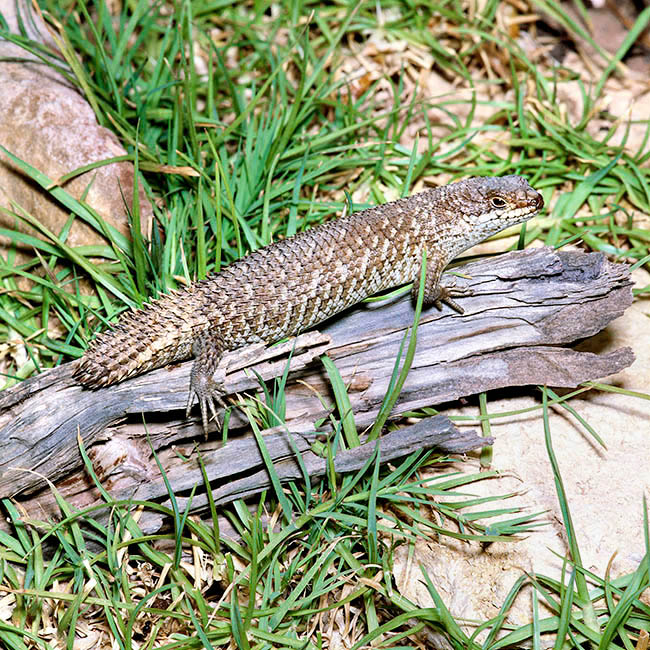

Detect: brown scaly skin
74,175,544,433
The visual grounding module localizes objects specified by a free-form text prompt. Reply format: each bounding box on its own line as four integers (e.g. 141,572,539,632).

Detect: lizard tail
74,290,206,388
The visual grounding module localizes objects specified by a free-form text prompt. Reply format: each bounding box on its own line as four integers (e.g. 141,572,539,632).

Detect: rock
0,0,152,259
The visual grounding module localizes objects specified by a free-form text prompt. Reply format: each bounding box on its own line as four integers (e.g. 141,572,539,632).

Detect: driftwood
0,247,634,532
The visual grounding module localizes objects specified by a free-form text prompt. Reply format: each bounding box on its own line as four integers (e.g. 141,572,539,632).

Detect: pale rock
394,267,650,643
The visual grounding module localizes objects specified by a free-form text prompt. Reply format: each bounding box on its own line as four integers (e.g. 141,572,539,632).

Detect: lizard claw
186,369,228,438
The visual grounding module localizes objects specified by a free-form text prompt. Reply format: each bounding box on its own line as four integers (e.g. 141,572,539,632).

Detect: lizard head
428,174,544,261
451,174,544,234
426,176,544,261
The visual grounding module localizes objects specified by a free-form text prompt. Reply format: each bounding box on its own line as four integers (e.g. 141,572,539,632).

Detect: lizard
74,175,544,433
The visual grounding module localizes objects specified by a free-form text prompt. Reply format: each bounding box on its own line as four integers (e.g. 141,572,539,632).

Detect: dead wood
96,415,491,537
0,247,634,528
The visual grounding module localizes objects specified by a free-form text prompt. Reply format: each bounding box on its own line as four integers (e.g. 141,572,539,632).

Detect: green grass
0,0,650,647
0,420,546,649
1,0,648,382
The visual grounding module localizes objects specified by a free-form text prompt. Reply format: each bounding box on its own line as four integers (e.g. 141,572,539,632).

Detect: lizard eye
490,196,508,209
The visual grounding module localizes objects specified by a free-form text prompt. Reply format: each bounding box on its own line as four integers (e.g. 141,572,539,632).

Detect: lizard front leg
186,331,229,436
411,252,470,314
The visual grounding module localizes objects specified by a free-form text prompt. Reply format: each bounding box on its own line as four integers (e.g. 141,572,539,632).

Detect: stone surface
393,268,650,642
0,0,152,258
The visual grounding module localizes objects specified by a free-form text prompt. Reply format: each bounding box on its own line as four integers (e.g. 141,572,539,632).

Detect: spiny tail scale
74,285,212,387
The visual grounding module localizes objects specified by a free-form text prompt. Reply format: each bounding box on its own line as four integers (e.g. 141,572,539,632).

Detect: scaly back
74,175,543,388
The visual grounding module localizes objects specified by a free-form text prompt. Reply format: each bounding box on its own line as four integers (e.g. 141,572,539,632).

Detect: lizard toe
188,370,227,436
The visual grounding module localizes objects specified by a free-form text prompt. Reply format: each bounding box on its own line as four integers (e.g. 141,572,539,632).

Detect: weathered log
0,248,634,517
12,414,491,540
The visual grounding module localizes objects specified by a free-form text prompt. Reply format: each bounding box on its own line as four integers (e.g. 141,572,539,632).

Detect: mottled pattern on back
75,176,543,389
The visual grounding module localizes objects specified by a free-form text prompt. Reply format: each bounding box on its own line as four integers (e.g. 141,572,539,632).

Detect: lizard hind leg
186,332,228,437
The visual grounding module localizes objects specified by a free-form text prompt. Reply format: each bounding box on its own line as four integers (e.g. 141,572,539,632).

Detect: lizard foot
186,368,228,438
434,281,473,314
